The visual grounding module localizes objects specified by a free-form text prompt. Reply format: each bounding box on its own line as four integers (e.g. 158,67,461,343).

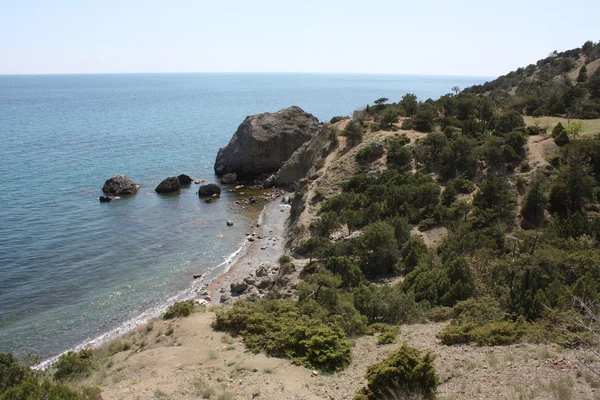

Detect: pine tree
521,174,547,228
577,65,588,83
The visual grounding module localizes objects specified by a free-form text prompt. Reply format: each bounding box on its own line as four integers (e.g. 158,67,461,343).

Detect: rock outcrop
177,174,193,185
198,184,221,197
155,177,180,193
214,106,319,180
102,174,139,195
264,124,329,188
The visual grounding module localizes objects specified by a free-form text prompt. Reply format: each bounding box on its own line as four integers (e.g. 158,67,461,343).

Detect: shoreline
36,194,289,370
203,195,289,303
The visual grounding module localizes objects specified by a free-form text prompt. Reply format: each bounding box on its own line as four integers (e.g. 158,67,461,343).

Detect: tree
401,93,418,116
414,103,437,132
374,97,388,106
451,86,460,95
521,173,547,229
359,221,399,277
495,110,525,134
343,120,363,147
380,107,399,129
577,65,588,83
387,139,411,169
473,177,516,226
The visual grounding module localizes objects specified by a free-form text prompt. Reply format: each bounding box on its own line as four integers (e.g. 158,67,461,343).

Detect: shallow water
0,73,491,361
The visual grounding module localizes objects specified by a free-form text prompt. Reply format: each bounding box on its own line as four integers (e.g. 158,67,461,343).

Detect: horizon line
0,71,496,79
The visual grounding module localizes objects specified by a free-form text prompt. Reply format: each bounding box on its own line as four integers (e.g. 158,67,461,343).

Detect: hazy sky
1,0,598,76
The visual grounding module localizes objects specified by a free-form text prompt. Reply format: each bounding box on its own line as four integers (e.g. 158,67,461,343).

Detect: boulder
266,123,329,188
230,281,248,293
198,184,221,197
178,174,193,185
102,174,139,195
155,176,181,193
370,142,384,158
220,173,237,184
214,106,319,180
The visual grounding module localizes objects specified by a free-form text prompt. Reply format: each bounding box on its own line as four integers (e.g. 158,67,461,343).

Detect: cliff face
265,124,330,188
214,106,319,180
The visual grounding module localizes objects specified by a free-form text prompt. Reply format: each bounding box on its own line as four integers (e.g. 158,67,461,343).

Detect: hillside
465,40,600,119
4,42,600,400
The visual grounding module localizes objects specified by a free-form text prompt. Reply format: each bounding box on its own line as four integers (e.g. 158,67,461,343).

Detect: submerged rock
214,106,319,180
198,184,221,197
155,176,181,193
102,174,139,195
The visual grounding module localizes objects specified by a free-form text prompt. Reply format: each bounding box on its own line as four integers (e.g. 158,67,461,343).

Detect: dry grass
524,116,600,136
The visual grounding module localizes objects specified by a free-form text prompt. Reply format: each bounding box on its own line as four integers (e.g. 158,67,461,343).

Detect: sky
1,0,599,77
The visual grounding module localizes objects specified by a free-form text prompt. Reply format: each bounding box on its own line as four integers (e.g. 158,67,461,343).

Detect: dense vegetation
0,352,101,400
214,43,600,392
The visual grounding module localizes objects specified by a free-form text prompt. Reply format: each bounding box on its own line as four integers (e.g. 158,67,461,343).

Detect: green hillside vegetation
464,40,600,119
213,43,600,400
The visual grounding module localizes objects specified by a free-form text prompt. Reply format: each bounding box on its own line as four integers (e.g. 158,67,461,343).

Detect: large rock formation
264,125,329,188
102,174,139,195
155,177,180,193
214,106,319,180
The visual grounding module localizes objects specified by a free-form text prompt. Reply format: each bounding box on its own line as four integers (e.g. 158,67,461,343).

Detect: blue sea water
0,73,491,362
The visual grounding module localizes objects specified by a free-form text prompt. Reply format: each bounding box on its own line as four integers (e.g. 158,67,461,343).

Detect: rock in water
198,184,221,197
177,174,193,185
214,106,319,180
220,172,237,184
155,176,181,193
102,174,139,195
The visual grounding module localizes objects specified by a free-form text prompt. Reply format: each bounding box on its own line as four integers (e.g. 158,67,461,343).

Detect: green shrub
401,118,414,130
355,344,438,399
330,116,349,124
356,146,375,164
213,299,352,371
53,349,95,381
552,122,566,138
344,120,364,147
545,154,560,168
437,297,524,346
0,376,101,400
163,300,195,319
554,130,570,147
0,353,30,394
425,306,455,322
376,331,397,345
278,255,291,265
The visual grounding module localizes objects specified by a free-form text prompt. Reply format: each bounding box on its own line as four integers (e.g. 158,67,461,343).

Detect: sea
0,73,491,364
